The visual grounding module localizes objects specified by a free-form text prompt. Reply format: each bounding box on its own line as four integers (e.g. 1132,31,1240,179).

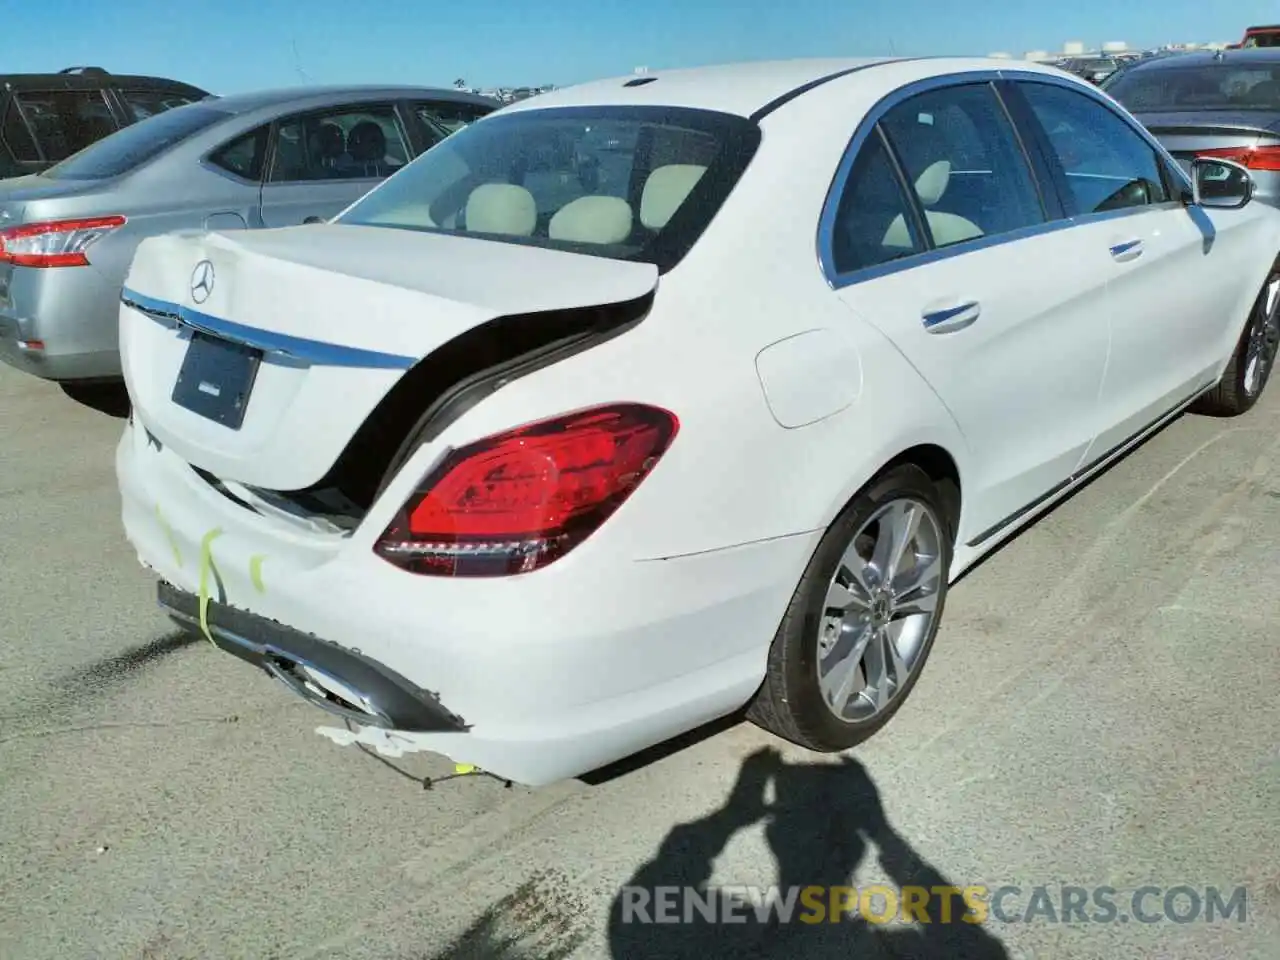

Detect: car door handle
922,300,981,334
1109,238,1144,262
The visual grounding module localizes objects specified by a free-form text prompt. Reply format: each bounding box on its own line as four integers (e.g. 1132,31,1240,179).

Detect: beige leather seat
465,183,537,236
640,164,707,230
548,195,633,244
883,158,983,251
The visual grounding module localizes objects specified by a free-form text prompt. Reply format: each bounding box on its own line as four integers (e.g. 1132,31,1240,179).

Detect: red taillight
0,215,126,268
1195,145,1280,172
374,403,680,577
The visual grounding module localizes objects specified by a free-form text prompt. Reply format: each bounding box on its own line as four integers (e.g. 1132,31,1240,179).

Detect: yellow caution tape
454,763,478,775
197,528,225,646
155,504,183,568
248,554,267,593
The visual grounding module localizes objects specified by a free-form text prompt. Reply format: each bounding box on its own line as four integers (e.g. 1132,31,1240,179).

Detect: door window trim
816,69,1196,291
261,100,413,186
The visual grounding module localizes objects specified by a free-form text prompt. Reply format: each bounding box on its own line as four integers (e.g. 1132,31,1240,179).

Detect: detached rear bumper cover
157,580,468,733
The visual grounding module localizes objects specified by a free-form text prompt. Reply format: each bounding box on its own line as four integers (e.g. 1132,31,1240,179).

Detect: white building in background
990,38,1234,60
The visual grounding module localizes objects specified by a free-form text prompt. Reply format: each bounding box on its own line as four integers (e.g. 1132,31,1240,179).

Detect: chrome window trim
816,69,1196,291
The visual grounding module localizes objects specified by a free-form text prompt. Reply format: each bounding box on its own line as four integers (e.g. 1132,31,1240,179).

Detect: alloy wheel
1244,276,1280,398
816,497,945,723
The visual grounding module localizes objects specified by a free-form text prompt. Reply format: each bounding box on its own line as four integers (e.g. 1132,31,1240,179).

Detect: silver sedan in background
1104,48,1280,206
0,85,498,387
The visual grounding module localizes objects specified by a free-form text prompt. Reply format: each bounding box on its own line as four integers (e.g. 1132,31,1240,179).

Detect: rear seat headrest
548,195,633,245
913,159,952,207
640,164,707,230
466,183,537,236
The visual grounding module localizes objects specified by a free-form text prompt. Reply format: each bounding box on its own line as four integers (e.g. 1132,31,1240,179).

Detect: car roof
0,69,207,95
497,58,900,119
204,84,500,116
495,57,1079,120
1120,48,1280,71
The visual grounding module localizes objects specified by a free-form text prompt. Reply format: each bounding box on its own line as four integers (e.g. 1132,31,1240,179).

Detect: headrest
548,195,632,244
914,160,952,207
465,183,537,236
640,164,707,230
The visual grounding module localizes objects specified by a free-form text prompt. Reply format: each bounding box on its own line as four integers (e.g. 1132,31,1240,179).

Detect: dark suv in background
1,66,209,178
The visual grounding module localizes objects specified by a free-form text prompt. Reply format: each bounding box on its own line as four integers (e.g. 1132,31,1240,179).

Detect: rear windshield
43,103,231,180
335,105,761,272
1106,62,1280,111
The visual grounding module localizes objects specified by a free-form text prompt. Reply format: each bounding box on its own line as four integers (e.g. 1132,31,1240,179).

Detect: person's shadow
607,747,1011,959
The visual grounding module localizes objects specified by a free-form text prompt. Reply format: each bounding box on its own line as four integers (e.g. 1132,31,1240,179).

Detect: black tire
1192,265,1280,417
746,463,954,752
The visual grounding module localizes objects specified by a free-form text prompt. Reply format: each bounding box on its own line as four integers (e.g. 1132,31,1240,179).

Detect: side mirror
1190,156,1254,210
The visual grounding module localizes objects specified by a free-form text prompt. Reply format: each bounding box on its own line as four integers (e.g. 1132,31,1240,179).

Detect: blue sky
7,0,1277,93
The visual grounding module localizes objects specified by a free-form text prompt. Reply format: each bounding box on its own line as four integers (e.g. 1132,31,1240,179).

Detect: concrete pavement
1,362,1276,959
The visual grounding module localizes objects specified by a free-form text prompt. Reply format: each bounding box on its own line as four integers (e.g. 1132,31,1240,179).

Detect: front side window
267,104,410,183
1106,62,1280,112
43,102,231,180
12,89,117,162
878,83,1045,250
335,105,760,272
1017,81,1169,216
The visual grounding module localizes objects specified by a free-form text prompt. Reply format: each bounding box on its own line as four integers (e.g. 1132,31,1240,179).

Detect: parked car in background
1229,25,1280,49
0,84,498,386
1104,49,1280,206
1,66,208,178
114,56,1280,786
1057,56,1125,85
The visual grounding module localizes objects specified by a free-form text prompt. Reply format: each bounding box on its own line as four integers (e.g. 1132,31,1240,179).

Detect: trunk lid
0,173,109,206
120,224,659,491
1135,111,1280,167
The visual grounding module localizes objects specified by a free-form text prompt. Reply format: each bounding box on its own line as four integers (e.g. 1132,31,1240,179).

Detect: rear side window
117,88,201,121
829,131,925,275
1,99,40,163
12,89,117,161
878,83,1045,249
208,126,268,181
267,103,410,183
43,103,231,180
1017,81,1169,215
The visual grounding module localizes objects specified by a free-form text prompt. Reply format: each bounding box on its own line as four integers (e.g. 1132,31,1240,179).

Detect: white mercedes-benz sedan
116,57,1280,786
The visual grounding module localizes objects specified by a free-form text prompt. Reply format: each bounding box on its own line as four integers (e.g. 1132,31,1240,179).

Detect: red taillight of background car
374,403,680,577
0,215,126,267
1195,145,1280,172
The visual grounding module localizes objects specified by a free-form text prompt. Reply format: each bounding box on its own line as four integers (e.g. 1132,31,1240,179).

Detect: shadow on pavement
606,747,1011,958
432,748,1010,959
60,380,130,419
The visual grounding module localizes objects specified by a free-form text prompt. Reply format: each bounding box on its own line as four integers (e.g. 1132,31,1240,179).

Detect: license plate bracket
171,331,262,430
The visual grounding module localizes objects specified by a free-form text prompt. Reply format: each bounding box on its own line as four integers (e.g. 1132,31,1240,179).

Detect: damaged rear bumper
157,580,468,734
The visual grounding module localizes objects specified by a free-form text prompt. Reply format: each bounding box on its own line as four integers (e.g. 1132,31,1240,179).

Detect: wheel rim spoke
818,623,876,713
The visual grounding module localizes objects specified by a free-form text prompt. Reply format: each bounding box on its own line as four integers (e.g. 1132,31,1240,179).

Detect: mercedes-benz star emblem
190,260,215,304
